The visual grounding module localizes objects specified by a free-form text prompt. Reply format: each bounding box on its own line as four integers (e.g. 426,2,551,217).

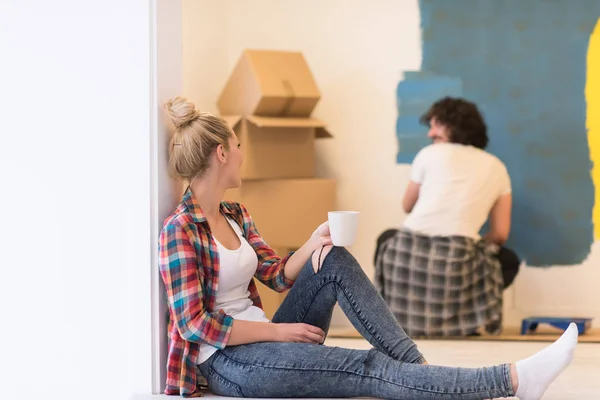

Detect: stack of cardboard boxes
218,50,336,318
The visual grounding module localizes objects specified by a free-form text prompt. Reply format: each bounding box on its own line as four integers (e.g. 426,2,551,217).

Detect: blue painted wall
396,0,600,266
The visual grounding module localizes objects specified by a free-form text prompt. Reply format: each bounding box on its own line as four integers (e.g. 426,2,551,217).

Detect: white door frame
150,0,182,394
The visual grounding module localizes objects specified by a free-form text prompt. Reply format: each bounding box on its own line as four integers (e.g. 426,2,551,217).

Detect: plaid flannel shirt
159,188,295,396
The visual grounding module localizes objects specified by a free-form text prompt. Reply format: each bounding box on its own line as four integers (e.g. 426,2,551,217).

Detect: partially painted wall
397,0,600,266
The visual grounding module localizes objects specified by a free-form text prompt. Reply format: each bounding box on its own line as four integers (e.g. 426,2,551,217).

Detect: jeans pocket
208,367,244,397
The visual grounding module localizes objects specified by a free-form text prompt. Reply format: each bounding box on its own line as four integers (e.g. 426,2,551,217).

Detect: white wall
182,0,228,113
224,0,423,274
506,245,600,326
182,0,600,329
224,0,422,327
152,0,184,395
0,0,181,398
181,0,422,326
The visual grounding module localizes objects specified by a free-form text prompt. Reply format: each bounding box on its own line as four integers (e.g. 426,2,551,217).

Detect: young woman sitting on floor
159,96,578,400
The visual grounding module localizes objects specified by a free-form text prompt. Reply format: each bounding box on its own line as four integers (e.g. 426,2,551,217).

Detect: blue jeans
198,247,514,399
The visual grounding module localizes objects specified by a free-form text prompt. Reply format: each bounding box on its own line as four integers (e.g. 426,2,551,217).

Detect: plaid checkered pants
374,229,503,337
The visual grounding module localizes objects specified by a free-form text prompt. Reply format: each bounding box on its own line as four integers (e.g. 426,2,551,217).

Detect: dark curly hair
419,97,488,149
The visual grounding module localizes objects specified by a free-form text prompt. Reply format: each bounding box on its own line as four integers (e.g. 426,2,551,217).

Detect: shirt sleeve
238,203,295,293
159,223,234,348
498,163,512,196
410,147,429,184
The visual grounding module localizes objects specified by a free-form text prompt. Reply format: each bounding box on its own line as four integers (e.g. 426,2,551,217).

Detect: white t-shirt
197,217,270,365
402,143,511,240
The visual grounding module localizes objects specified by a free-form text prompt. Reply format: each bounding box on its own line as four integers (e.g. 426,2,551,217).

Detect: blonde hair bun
165,96,233,182
166,96,200,128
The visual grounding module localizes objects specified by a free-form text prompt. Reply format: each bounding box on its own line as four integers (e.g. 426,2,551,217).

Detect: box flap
248,49,320,98
217,49,321,117
221,115,242,129
246,115,322,128
315,127,333,139
246,116,333,138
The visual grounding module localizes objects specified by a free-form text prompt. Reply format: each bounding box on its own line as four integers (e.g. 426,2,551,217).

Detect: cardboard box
218,49,321,117
218,50,333,180
222,115,330,180
225,178,336,248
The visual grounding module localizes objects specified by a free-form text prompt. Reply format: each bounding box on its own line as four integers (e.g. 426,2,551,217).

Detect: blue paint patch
396,72,463,162
413,0,599,266
396,134,431,163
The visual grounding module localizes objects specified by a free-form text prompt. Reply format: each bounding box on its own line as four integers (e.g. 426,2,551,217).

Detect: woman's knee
311,246,359,273
311,245,334,273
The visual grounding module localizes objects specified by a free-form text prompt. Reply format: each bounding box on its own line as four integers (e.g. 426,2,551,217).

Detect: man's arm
483,193,512,245
402,180,421,213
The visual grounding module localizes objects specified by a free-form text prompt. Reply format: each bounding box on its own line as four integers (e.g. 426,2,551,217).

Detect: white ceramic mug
328,211,359,247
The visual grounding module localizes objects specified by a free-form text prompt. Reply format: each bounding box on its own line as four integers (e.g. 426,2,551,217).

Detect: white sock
514,322,578,400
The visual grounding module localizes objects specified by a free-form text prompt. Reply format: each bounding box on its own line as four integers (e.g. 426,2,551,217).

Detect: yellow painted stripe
587,19,600,238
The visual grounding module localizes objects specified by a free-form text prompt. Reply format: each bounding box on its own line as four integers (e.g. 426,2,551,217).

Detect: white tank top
197,217,269,364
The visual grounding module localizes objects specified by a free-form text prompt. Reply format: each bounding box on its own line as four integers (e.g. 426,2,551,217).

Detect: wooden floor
328,325,600,343
144,337,600,399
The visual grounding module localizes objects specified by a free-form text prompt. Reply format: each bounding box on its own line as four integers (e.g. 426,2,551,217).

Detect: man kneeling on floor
375,96,520,337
